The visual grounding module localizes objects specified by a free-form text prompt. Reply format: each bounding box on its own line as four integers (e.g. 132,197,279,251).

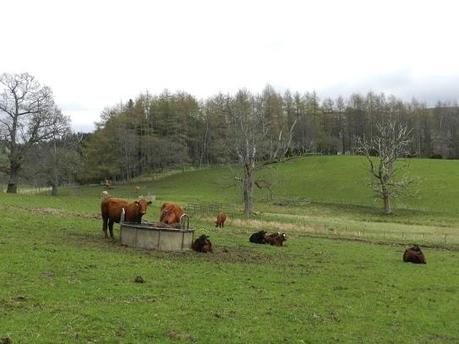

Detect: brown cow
159,202,184,224
215,212,227,228
101,197,152,239
403,245,426,264
192,234,213,253
265,232,287,246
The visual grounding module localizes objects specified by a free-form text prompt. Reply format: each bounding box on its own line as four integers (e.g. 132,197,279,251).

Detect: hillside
102,155,459,215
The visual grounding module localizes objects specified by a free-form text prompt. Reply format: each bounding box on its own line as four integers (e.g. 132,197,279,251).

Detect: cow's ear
147,201,152,205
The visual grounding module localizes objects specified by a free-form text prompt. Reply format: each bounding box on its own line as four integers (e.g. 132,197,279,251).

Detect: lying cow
215,212,227,228
192,234,213,253
403,245,426,264
101,197,152,239
249,230,268,244
265,232,287,246
160,202,184,224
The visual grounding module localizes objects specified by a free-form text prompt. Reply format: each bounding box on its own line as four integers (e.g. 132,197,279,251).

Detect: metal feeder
120,211,194,251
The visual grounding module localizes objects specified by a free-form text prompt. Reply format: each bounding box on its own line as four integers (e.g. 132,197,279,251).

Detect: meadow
0,156,458,343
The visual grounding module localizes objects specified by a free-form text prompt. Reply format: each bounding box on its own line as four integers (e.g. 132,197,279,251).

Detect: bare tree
0,73,68,193
225,90,267,215
357,119,413,214
49,118,75,196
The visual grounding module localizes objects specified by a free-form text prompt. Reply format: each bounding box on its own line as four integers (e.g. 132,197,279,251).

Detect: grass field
1,156,459,343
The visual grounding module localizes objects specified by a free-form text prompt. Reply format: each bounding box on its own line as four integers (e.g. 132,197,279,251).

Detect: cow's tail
121,208,126,223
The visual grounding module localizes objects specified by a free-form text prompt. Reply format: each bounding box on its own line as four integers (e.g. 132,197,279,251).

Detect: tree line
2,72,459,196
81,86,459,183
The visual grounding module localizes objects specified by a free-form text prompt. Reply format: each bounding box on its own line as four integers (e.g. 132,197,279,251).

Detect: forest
80,86,459,182
2,79,459,188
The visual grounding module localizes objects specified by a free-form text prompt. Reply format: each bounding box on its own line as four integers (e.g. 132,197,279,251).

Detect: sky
1,0,459,132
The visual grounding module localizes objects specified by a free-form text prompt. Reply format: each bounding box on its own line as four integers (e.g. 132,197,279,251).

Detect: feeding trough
120,213,194,251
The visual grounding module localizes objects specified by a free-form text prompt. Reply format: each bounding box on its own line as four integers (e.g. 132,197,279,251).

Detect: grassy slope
1,156,459,343
125,156,459,214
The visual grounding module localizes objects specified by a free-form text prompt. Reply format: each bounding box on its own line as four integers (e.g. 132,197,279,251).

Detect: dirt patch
188,245,274,264
29,207,100,220
30,207,64,215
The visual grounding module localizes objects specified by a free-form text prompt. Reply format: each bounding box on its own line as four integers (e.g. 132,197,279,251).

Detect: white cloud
1,0,459,131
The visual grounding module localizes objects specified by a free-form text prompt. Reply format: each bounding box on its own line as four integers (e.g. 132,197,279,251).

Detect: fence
184,202,240,217
183,201,459,250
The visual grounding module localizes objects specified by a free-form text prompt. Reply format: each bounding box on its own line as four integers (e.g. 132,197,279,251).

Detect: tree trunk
6,182,17,194
383,191,391,215
6,162,20,194
51,140,58,196
243,162,254,216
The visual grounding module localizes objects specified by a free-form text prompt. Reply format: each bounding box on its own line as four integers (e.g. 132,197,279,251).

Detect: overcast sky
1,0,458,132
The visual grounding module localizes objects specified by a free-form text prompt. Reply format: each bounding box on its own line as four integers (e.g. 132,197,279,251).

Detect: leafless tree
357,119,413,214
225,90,268,215
0,73,68,193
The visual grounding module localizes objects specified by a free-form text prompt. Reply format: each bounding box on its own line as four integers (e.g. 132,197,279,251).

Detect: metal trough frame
120,214,194,251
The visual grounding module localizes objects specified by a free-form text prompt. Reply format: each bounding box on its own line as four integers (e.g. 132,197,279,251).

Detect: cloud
320,71,459,105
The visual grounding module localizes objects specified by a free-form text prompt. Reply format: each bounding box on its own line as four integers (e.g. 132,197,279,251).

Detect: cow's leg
108,219,115,239
102,217,108,238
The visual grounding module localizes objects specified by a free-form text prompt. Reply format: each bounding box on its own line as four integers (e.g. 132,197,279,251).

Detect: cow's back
101,198,130,223
160,203,184,224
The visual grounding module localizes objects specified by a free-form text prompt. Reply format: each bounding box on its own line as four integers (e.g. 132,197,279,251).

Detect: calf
192,234,213,253
249,230,268,244
215,212,227,228
160,202,184,224
265,232,287,246
403,245,426,264
101,197,152,239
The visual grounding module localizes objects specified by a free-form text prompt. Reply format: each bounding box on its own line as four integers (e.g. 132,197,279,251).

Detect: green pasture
1,156,459,343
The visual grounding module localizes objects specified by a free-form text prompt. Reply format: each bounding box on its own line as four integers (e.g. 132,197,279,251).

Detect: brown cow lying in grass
192,234,213,253
215,212,227,228
403,245,426,264
265,232,287,246
101,197,152,239
160,202,184,224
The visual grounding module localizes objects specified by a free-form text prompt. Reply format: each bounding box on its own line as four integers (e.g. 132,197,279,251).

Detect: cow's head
135,199,152,216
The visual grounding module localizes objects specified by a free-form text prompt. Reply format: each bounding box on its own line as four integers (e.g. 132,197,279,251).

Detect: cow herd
249,230,287,246
99,192,427,263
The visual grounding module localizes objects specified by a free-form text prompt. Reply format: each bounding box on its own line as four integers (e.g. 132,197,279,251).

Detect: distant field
0,156,458,342
99,155,459,214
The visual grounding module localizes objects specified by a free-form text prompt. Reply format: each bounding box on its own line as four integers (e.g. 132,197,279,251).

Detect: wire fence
184,202,241,217
183,201,459,250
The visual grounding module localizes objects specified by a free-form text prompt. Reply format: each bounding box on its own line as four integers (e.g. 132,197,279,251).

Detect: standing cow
160,202,184,224
101,197,152,239
215,212,227,228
